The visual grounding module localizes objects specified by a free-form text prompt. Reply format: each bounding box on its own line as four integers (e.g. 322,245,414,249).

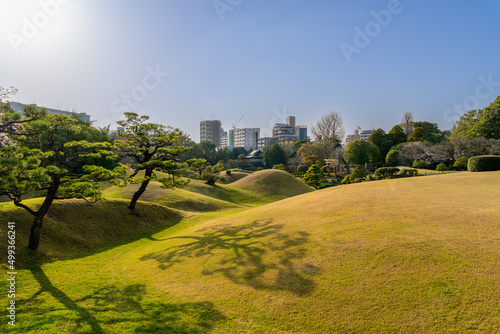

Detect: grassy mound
105,181,242,212
220,170,252,183
231,169,315,197
0,198,183,266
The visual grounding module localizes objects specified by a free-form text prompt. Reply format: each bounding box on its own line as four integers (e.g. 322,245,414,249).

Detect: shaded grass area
0,198,184,267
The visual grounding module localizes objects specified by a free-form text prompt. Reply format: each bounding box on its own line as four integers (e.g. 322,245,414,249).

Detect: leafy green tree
368,128,391,163
387,125,407,147
408,127,425,142
293,139,310,155
1,114,125,250
344,140,380,166
230,147,248,160
301,154,325,167
412,122,445,143
200,140,217,164
385,150,399,167
200,163,226,185
188,158,210,177
115,112,189,211
452,96,500,139
453,156,468,170
302,164,326,189
262,144,287,168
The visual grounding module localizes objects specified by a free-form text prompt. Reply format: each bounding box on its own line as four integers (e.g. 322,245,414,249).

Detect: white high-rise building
234,128,259,148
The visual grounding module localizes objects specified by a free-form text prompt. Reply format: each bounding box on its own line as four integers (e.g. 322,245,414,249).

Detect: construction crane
232,115,244,130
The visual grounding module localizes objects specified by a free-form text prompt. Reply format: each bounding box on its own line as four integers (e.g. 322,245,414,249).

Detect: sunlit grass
1,171,499,332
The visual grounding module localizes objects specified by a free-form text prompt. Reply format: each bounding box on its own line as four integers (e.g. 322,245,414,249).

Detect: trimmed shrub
225,170,232,176
412,159,428,169
385,150,399,167
341,175,351,184
453,156,468,170
468,155,500,172
272,164,288,171
374,167,400,179
400,169,417,177
436,163,449,172
351,165,367,179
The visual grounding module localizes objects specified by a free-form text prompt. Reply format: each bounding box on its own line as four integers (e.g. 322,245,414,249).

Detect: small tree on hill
200,163,226,185
115,112,190,211
1,113,125,250
188,158,210,178
302,164,325,189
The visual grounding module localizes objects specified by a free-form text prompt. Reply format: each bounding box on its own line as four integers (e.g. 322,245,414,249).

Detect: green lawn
1,171,499,333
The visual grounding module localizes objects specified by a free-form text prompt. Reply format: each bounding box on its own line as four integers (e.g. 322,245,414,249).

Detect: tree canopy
1,112,125,250
344,140,380,166
262,144,287,168
452,95,500,139
115,112,190,211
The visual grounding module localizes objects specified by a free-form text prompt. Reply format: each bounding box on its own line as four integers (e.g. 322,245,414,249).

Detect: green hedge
468,155,500,172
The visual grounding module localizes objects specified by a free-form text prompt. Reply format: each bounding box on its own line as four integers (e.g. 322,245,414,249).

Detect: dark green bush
453,156,468,170
351,165,367,179
436,163,449,172
468,155,500,172
374,167,400,179
412,159,428,169
225,170,232,175
400,169,417,177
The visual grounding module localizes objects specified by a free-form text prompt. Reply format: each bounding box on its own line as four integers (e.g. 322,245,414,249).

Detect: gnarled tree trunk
128,168,152,211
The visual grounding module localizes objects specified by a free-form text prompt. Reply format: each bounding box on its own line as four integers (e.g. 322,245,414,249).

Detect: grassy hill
1,171,500,333
232,169,315,198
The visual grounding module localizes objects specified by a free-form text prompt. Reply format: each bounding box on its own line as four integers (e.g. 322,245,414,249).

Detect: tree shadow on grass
140,219,320,296
20,266,226,333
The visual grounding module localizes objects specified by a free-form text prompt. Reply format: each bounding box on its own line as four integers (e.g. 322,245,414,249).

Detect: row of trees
1,88,196,250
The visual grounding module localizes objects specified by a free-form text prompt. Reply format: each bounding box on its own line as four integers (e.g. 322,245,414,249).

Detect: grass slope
2,172,500,333
0,199,184,266
232,169,315,198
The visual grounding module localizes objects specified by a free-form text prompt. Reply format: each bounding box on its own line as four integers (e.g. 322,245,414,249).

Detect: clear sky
1,0,500,141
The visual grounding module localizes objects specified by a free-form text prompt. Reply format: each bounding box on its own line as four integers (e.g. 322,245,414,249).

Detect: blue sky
1,0,500,141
